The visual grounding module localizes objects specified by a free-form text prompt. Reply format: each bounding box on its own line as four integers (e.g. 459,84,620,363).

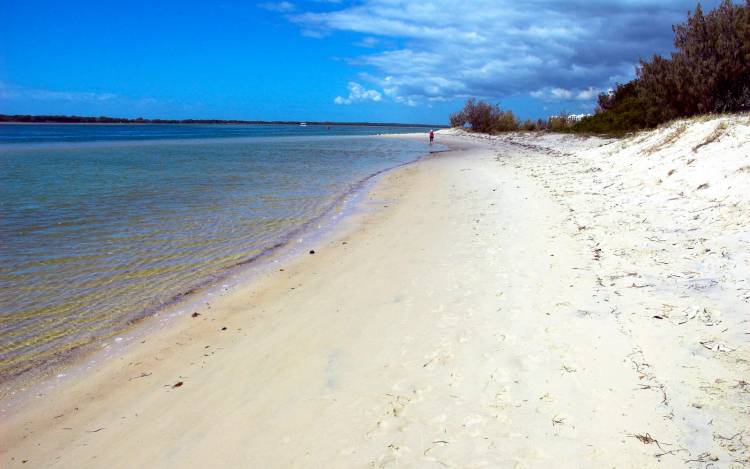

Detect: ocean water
0,124,437,381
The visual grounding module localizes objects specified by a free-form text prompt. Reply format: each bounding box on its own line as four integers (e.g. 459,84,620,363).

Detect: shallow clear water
0,124,436,380
0,123,428,144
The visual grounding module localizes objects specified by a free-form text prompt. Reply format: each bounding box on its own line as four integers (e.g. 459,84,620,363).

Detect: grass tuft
692,122,728,152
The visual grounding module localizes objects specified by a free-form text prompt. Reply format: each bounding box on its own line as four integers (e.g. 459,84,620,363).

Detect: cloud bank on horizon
0,81,117,103
284,0,718,109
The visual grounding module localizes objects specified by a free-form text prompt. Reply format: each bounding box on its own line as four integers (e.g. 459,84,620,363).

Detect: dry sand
2,116,748,467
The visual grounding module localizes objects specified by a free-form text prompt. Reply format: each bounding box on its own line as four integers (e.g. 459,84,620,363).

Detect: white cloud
355,36,380,48
550,88,573,100
285,0,719,104
300,28,328,38
334,81,382,105
529,86,605,102
258,1,295,12
576,87,601,101
0,81,116,102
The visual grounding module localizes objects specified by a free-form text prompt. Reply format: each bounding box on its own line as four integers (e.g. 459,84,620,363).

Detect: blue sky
0,0,723,124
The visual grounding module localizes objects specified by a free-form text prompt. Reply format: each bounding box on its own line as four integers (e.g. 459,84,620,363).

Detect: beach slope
3,117,749,467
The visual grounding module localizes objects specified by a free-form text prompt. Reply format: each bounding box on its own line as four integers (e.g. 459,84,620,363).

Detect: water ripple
0,128,435,380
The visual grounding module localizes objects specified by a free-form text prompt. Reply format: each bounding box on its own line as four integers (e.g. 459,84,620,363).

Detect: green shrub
494,109,519,132
450,98,519,133
521,119,537,131
449,110,467,128
572,82,656,134
547,112,576,132
574,0,750,135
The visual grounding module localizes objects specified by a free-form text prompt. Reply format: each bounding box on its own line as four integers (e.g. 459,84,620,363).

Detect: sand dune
2,116,748,467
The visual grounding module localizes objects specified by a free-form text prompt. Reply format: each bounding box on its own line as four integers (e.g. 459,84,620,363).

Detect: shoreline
3,118,748,467
0,134,441,406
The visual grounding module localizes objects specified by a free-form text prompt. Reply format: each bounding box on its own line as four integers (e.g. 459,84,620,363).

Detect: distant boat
299,122,307,127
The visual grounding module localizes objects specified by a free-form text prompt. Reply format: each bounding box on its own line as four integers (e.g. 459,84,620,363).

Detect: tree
449,98,519,133
575,1,749,134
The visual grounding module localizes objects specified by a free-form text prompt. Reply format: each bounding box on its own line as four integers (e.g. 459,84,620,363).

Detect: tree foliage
449,98,519,133
575,0,750,134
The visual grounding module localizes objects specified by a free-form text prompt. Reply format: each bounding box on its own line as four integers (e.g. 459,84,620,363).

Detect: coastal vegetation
448,99,576,133
575,0,749,134
449,98,521,133
451,0,750,136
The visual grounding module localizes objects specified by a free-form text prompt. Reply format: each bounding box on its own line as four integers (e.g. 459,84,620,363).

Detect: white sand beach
2,115,749,468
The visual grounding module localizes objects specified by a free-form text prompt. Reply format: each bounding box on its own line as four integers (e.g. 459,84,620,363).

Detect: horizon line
0,114,447,128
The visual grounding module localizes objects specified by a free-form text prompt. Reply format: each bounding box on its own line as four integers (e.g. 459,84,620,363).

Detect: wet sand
2,119,748,467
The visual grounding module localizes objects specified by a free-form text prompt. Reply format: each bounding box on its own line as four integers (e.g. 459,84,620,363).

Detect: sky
0,0,724,124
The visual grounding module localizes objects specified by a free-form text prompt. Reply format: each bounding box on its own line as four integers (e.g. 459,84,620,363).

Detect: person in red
429,129,434,144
